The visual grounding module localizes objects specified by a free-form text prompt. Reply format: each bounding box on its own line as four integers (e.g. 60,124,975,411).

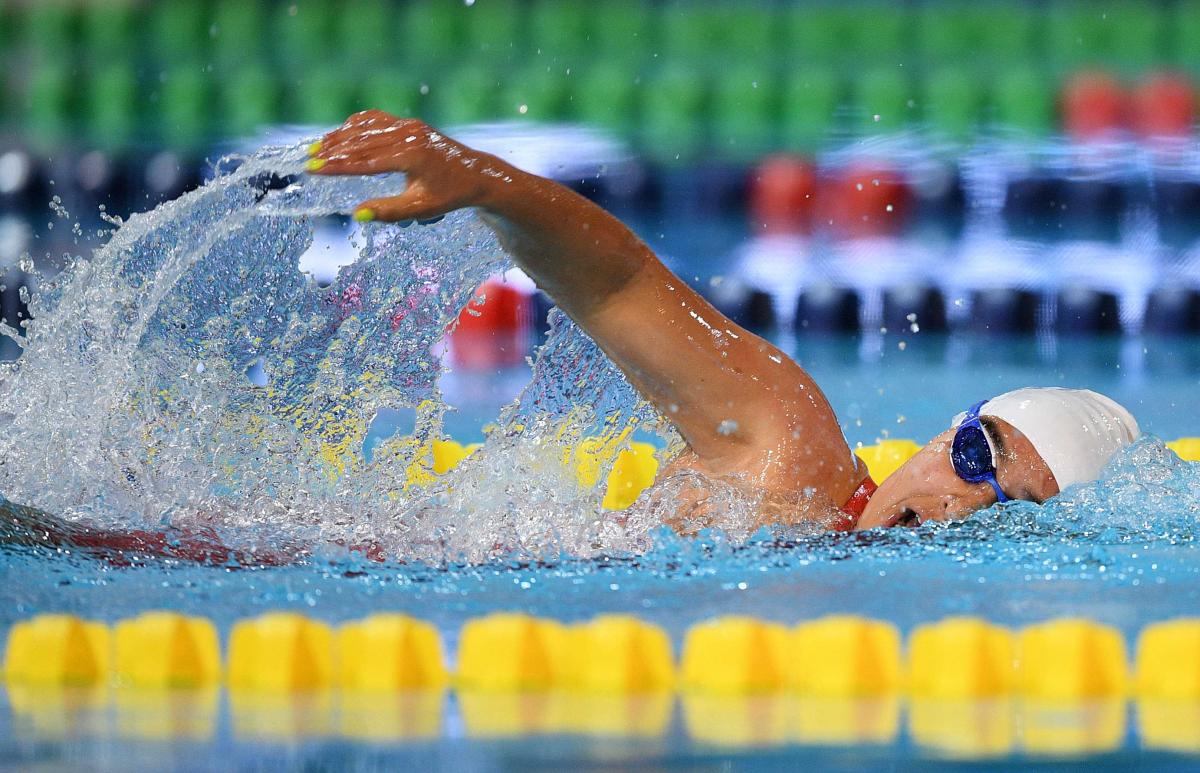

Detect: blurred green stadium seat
973,3,1042,67
212,1,267,68
1044,1,1109,72
845,3,909,66
358,69,425,120
589,0,653,60
21,3,78,57
460,0,521,61
1173,0,1200,74
274,0,334,70
924,67,983,141
428,65,500,127
337,0,393,66
86,64,138,150
219,65,280,140
915,3,975,65
149,0,209,65
504,64,571,122
711,67,777,161
529,0,589,62
1103,1,1166,74
24,62,73,150
722,3,780,66
782,4,847,65
991,67,1055,136
288,68,357,127
400,0,464,64
572,63,639,134
640,65,707,163
658,2,718,62
158,67,214,150
853,68,915,133
82,1,135,61
780,68,841,151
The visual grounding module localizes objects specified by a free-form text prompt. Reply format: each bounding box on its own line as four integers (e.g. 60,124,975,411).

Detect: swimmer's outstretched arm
310,112,865,511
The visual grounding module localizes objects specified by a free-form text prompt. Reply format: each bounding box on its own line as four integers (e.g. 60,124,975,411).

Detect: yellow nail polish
305,158,326,172
307,141,322,157
353,208,375,222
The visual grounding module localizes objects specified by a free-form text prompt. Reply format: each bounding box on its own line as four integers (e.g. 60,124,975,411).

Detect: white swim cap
952,387,1140,491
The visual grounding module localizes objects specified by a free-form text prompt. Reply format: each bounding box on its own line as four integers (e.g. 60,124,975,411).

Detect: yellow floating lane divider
680,616,788,693
909,617,1016,698
338,613,448,691
1167,437,1200,462
407,434,1199,495
855,439,923,483
431,439,481,475
567,614,674,693
789,615,902,696
3,614,110,686
454,613,571,737
114,611,220,689
456,613,570,691
906,619,1019,758
602,442,660,510
1136,622,1200,763
1136,618,1200,699
227,613,334,691
1017,619,1128,699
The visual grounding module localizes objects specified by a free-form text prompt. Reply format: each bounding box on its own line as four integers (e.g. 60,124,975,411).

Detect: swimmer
308,111,1141,532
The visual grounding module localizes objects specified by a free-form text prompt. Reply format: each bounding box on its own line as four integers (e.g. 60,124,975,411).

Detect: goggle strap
985,476,1008,503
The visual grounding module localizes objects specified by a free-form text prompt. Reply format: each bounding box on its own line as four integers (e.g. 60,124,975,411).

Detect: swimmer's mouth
885,508,922,529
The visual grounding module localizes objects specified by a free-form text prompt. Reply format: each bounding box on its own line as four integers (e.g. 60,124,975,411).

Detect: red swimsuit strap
834,474,877,531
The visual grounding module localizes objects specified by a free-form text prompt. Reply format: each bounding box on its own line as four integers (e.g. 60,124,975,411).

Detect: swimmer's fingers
314,109,408,154
353,182,459,223
312,126,421,169
309,147,413,176
311,112,442,174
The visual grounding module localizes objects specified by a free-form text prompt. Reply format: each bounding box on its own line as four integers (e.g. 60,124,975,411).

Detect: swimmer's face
855,416,1060,530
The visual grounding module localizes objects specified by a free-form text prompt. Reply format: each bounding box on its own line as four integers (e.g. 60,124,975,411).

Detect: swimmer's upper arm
580,258,861,502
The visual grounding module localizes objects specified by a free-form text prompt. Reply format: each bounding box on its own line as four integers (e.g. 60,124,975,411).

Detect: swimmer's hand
307,110,505,223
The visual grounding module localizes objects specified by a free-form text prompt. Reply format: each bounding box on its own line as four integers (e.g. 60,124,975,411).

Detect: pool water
2,144,1200,769
4,335,1200,769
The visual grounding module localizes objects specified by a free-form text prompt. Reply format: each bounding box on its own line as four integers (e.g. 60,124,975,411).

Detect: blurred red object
1130,73,1196,138
448,279,531,369
749,155,817,234
817,163,910,239
1061,72,1127,141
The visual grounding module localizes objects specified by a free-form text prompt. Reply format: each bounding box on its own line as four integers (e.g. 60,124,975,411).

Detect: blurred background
1,0,1199,438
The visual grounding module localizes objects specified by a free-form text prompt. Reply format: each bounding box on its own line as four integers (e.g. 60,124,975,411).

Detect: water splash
0,140,1197,568
0,142,682,563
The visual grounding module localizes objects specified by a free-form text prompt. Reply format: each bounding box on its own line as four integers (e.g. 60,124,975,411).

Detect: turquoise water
3,336,1200,768
1,142,1199,768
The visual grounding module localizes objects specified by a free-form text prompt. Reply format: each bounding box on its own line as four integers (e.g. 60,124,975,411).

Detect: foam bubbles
0,142,687,563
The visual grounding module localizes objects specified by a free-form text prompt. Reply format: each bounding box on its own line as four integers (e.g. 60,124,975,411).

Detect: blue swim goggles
951,400,1009,503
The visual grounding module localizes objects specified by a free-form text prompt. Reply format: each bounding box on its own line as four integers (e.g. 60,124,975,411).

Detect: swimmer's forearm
474,161,660,321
